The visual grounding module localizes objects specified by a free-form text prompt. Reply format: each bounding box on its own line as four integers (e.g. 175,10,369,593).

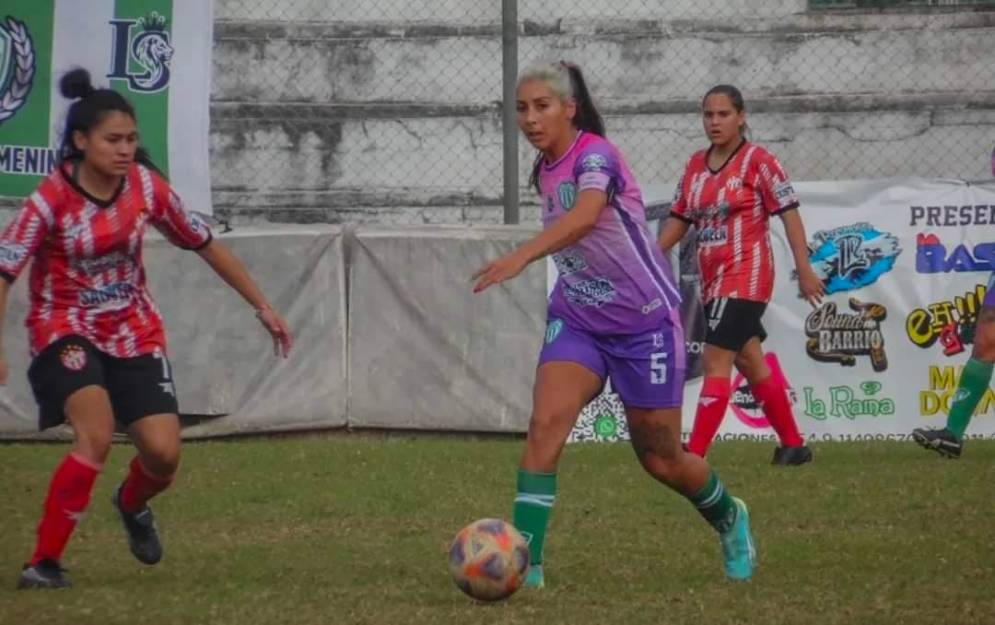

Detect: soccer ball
448,518,529,601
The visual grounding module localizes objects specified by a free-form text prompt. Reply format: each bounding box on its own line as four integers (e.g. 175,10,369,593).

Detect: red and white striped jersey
670,142,799,304
0,162,213,358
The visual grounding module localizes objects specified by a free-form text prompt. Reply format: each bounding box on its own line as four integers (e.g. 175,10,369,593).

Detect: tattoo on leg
631,422,679,461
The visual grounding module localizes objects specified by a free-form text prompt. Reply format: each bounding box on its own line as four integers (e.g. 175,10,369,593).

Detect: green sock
513,469,556,566
688,470,737,534
946,358,995,439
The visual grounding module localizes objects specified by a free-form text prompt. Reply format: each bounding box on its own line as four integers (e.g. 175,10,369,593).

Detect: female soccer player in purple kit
473,61,756,587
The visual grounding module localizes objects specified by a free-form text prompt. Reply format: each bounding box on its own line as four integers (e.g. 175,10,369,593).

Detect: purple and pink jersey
542,132,682,335
537,132,685,408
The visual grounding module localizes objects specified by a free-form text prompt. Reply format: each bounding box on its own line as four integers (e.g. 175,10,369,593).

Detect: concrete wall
208,3,995,224
2,2,992,225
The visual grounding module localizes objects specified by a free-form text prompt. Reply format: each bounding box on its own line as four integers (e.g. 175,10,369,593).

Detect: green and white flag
0,0,213,213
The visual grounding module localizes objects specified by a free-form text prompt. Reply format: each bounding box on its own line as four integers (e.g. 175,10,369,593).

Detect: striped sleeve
146,169,213,251
756,149,799,215
0,189,54,283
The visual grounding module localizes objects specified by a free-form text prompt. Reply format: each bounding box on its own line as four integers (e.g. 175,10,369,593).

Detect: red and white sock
687,377,732,457
31,452,101,565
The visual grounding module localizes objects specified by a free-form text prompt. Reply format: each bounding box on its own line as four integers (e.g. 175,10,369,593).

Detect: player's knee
140,444,181,478
638,452,683,485
527,409,568,442
75,427,114,464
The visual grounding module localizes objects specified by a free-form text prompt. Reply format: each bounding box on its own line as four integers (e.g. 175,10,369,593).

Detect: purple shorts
538,309,687,409
985,272,995,308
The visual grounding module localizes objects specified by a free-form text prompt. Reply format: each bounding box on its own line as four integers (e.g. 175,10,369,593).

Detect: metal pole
502,0,519,224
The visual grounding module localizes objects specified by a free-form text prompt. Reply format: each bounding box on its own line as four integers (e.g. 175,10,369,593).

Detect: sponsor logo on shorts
60,344,87,371
916,233,995,274
804,222,901,294
804,298,888,372
905,283,987,357
545,319,564,344
802,380,895,420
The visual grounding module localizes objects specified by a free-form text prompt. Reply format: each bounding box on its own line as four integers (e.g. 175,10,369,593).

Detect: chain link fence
211,0,995,225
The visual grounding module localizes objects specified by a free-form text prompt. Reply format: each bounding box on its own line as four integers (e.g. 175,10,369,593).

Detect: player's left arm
756,153,824,307
196,240,293,358
474,146,618,294
149,177,292,356
472,189,606,294
777,205,824,308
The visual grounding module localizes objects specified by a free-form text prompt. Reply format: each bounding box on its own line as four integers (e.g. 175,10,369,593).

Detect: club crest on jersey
557,182,577,211
0,15,36,127
580,153,608,172
60,345,88,372
553,250,588,276
804,223,901,294
108,12,173,93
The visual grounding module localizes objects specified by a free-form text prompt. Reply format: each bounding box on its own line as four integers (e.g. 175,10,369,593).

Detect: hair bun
60,68,95,100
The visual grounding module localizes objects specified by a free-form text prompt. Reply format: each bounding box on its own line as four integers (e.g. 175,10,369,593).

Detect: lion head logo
128,12,173,92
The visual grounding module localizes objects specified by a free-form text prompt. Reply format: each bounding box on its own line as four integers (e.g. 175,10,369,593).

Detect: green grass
2,436,994,625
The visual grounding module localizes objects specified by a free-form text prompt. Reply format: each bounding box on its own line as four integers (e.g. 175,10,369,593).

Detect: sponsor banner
0,1,213,213
554,178,995,442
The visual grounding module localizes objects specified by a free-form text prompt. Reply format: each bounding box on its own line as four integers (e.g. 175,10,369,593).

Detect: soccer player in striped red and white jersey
6,69,293,589
659,85,824,465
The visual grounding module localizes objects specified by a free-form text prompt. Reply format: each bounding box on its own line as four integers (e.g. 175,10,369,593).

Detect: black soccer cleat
912,427,962,459
112,485,163,565
772,445,813,466
17,559,72,589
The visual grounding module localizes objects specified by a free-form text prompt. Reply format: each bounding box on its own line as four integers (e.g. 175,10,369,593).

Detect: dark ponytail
58,68,162,175
703,84,750,140
562,62,605,138
526,61,606,193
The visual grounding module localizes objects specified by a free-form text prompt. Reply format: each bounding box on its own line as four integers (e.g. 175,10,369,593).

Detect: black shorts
27,335,179,431
703,297,767,352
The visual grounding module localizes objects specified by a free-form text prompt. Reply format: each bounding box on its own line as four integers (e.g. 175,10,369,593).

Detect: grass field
1,436,994,625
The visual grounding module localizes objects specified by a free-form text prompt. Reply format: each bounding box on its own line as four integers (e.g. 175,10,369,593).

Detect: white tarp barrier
348,226,545,432
0,225,347,439
565,178,995,443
